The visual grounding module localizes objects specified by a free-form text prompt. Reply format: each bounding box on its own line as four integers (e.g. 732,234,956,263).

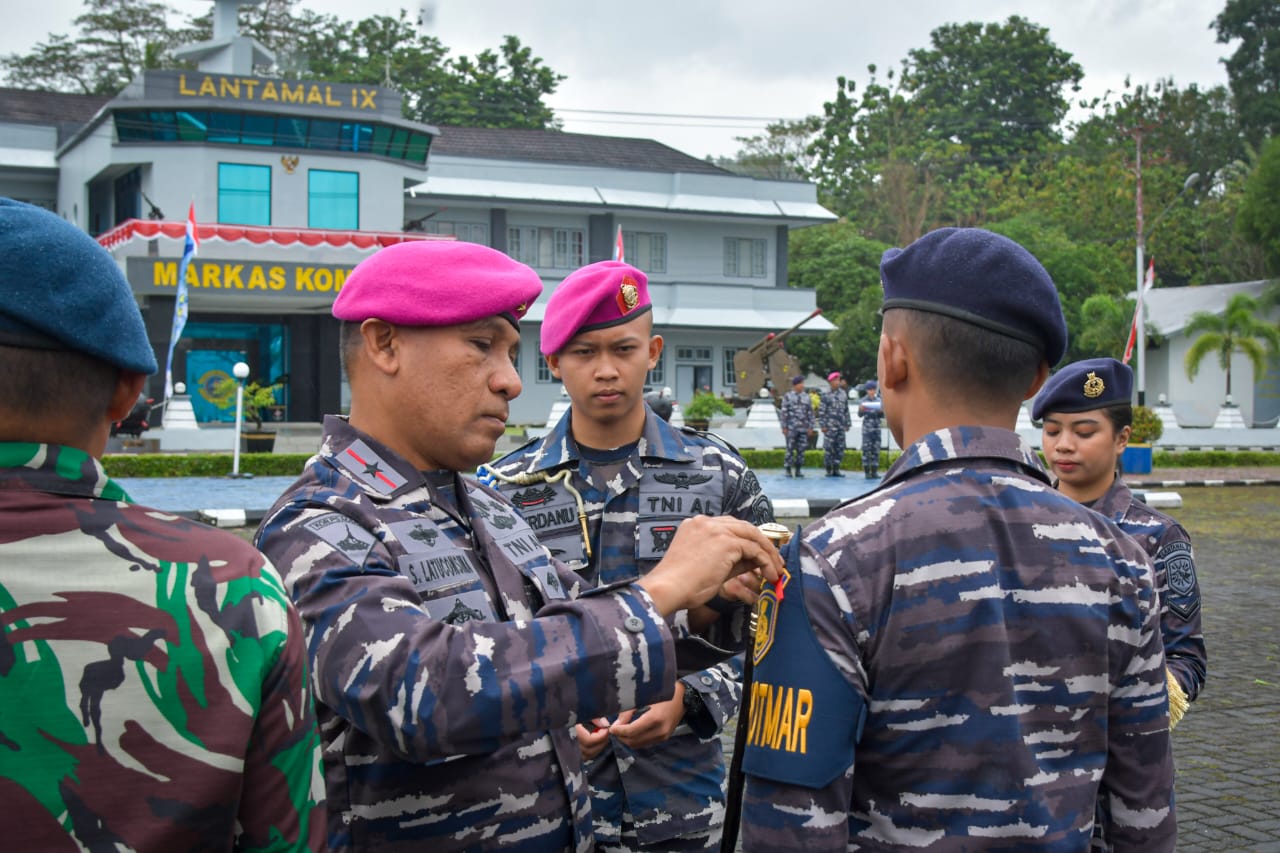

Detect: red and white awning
97,218,451,252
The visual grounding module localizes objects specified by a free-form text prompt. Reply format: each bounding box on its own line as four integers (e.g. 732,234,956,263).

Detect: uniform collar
882,426,1051,488
0,441,131,502
522,404,696,474
1087,475,1133,522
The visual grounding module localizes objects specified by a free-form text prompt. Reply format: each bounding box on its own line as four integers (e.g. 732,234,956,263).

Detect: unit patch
303,513,377,562
1157,539,1200,618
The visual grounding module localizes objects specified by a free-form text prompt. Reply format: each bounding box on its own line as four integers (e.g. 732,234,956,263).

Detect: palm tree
1183,293,1280,400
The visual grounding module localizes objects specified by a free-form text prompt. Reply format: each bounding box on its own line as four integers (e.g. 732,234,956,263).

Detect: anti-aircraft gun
732,309,823,403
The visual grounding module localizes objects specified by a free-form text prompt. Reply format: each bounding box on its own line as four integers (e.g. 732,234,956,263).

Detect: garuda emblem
653,472,713,490
513,485,556,507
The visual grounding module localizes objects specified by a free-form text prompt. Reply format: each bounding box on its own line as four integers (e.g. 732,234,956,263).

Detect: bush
1130,405,1164,444
683,389,736,422
102,453,311,478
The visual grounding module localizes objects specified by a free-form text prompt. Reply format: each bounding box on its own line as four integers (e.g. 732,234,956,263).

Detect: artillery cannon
732,308,822,402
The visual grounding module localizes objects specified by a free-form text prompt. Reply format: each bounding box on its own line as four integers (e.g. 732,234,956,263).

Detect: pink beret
827,371,841,382
333,241,543,327
540,261,652,355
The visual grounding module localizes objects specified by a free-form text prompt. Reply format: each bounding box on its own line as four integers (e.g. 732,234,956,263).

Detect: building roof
1143,280,1271,335
0,86,109,128
431,125,734,176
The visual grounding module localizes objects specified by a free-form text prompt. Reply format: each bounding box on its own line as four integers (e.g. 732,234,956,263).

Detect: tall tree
1238,135,1280,275
1183,292,1280,399
1214,0,1280,147
716,117,821,180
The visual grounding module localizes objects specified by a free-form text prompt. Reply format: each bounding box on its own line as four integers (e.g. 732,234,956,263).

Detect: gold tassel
1167,668,1189,729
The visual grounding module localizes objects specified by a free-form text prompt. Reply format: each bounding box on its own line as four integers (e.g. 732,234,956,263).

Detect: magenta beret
332,241,543,327
540,261,652,355
827,371,841,382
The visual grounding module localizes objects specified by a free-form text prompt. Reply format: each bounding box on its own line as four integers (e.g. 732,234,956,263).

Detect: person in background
486,260,773,852
818,371,851,477
0,197,325,852
254,241,781,852
1034,357,1206,723
858,379,884,479
779,374,814,478
739,227,1175,851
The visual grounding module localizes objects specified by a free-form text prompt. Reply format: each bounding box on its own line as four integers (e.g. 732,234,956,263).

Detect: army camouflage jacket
779,389,815,433
741,427,1175,852
489,405,774,845
0,442,324,852
255,416,683,852
1093,476,1207,701
817,388,851,432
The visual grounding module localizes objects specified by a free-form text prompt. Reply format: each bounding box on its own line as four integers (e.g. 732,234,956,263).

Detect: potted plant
214,377,284,453
1121,404,1163,475
682,388,735,431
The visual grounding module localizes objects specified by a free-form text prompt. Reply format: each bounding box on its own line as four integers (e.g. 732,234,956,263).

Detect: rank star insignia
1083,371,1106,398
364,461,383,477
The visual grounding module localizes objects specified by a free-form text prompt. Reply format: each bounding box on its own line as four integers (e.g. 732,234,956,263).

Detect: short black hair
0,345,119,430
339,321,362,382
894,309,1042,407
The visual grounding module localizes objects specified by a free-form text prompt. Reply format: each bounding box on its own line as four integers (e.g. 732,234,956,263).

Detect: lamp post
1135,166,1200,406
230,361,250,478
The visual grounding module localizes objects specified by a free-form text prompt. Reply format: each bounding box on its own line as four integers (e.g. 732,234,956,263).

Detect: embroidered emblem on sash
753,568,790,665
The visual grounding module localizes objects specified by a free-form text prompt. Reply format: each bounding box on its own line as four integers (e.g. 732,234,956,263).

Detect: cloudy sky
1,0,1236,159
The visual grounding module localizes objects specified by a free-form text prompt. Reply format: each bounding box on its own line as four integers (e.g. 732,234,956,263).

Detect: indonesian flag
164,202,199,399
1122,260,1155,365
613,225,625,262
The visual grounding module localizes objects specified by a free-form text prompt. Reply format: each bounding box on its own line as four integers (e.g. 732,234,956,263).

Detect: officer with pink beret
256,243,782,852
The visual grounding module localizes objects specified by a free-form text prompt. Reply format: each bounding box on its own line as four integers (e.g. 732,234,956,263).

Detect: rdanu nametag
742,537,865,789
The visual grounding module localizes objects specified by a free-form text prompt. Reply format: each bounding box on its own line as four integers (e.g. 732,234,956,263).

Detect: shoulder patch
339,440,408,495
1156,539,1200,617
303,513,377,562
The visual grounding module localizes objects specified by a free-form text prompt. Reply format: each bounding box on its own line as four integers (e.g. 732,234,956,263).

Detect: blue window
217,163,271,225
309,169,359,229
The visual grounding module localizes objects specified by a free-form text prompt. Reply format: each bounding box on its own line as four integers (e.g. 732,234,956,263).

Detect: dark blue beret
1032,358,1133,420
880,227,1067,366
0,198,156,374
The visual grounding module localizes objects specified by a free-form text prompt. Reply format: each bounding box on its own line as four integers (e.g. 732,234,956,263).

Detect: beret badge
617,276,640,314
1083,371,1105,399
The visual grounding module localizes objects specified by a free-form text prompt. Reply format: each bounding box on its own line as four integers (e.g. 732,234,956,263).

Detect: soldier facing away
739,227,1175,851
254,241,782,852
0,198,325,851
486,260,774,852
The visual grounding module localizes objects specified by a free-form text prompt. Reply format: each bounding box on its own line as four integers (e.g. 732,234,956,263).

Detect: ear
647,334,664,369
1116,423,1131,453
878,332,908,392
106,371,148,421
360,319,400,377
1023,360,1051,400
545,352,562,380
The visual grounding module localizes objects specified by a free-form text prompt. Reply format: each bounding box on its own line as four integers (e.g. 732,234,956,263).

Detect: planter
1121,443,1153,475
685,419,710,432
241,432,277,454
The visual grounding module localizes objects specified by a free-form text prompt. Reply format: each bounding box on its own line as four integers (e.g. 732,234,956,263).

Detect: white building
0,0,834,426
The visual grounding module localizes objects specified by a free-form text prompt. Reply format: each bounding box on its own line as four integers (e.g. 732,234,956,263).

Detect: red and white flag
613,225,625,262
1122,260,1155,365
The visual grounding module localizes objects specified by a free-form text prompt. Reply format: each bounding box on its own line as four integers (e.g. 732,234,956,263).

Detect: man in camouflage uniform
858,379,884,479
817,371,851,477
0,198,324,851
487,261,773,852
254,242,782,852
779,375,813,478
739,228,1175,851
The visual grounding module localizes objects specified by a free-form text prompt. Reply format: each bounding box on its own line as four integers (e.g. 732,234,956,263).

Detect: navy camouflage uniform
740,427,1175,851
779,388,814,475
817,386,851,475
1093,476,1206,701
489,404,774,850
858,395,884,477
256,416,694,852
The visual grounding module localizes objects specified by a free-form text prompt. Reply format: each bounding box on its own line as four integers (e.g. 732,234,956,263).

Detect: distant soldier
739,228,1175,851
254,241,782,852
0,198,324,851
858,379,884,479
817,370,851,477
779,375,814,478
486,261,773,852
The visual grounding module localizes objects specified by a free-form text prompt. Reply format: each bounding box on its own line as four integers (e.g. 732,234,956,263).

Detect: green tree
715,117,821,180
1214,0,1280,146
1183,292,1280,399
1238,135,1280,275
1076,293,1137,359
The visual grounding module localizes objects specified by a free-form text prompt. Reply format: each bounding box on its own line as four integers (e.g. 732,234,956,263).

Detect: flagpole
1135,137,1147,406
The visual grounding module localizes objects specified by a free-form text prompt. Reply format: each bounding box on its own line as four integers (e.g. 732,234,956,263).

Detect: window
420,219,488,245
308,169,358,229
724,237,768,277
623,231,667,274
537,355,561,384
218,163,271,225
507,226,585,269
676,346,712,361
647,349,665,386
724,347,746,386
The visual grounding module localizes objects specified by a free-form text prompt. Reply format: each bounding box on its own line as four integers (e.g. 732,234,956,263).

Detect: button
624,616,645,633
700,676,714,686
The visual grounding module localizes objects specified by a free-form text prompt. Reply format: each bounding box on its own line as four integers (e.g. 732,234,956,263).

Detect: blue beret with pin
0,197,157,374
1032,357,1133,420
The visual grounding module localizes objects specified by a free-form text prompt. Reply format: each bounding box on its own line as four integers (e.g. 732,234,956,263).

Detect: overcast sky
0,0,1236,159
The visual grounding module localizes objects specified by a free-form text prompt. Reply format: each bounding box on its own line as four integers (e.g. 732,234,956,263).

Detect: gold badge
752,568,789,665
513,302,528,318
1082,371,1106,399
616,275,640,314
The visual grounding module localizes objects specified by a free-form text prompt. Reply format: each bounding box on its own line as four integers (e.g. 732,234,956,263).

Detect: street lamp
230,361,250,478
1135,170,1200,406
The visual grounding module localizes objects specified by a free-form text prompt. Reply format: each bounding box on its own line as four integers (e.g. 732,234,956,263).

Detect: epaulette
677,424,742,457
